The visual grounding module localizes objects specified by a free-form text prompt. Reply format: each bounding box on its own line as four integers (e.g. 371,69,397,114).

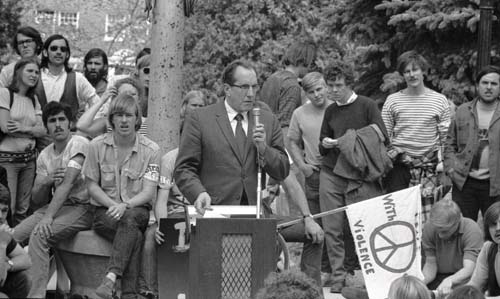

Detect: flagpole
277,206,349,229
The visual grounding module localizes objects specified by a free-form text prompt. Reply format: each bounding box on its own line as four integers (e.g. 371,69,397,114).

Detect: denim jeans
0,269,31,298
0,160,35,226
304,169,332,274
13,204,94,298
93,206,149,298
138,223,158,297
319,167,383,287
452,177,500,221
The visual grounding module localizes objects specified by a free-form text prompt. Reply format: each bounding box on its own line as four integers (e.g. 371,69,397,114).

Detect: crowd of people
0,24,499,299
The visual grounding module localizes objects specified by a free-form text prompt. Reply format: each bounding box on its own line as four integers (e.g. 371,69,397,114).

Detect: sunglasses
142,67,150,74
49,45,69,52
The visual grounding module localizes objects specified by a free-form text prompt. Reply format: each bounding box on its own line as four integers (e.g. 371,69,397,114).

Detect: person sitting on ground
76,77,146,138
0,184,31,298
422,199,483,296
12,102,93,298
254,269,323,299
388,275,432,299
468,201,500,296
446,285,485,299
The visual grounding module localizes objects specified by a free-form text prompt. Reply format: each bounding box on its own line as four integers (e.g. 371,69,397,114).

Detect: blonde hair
302,72,326,92
429,199,461,228
388,275,431,299
107,93,142,131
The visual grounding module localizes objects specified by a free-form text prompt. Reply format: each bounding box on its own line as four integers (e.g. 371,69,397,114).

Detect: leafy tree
0,0,22,49
183,0,345,96
328,0,500,103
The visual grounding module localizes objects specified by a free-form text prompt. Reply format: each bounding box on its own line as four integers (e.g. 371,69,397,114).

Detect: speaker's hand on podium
194,192,212,216
155,226,165,245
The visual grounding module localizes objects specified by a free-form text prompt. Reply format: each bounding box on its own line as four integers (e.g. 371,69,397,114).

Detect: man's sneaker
330,282,344,293
321,272,333,287
96,277,115,299
341,287,369,299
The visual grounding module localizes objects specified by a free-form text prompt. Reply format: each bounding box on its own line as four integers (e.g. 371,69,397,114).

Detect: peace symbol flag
345,186,423,299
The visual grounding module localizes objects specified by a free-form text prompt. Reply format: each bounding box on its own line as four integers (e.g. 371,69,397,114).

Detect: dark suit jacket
174,101,290,205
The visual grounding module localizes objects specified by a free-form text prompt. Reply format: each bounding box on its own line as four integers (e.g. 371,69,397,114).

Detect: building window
104,14,128,42
35,10,56,24
59,12,79,28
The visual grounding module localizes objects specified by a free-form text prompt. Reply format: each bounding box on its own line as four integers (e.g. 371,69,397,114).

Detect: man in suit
174,60,324,285
174,60,289,210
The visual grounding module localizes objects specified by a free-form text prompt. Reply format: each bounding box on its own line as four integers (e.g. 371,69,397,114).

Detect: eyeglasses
18,39,34,46
230,83,260,92
142,67,150,74
49,46,69,53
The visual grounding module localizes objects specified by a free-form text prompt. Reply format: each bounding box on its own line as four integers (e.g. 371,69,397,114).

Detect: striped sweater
382,89,451,157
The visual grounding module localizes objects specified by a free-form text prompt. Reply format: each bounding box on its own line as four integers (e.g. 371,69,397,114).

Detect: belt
0,151,36,163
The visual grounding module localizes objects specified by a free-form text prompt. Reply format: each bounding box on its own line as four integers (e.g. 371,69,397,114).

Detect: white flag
345,186,423,299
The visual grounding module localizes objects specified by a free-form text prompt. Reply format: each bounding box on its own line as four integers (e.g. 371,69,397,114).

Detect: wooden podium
158,214,277,299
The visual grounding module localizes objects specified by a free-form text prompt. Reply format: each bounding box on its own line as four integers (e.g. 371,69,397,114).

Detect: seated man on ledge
174,60,323,286
13,102,93,298
422,199,483,296
83,93,160,299
0,184,31,298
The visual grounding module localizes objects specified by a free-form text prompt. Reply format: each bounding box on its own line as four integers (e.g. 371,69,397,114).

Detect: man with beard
83,48,108,96
444,65,500,221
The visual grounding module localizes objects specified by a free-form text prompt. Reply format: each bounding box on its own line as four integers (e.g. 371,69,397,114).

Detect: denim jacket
444,99,500,196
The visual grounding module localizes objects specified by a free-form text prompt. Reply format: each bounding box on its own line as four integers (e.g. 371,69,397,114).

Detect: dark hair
446,285,485,299
135,47,151,65
42,101,74,128
475,65,500,84
12,26,43,56
282,41,317,68
323,62,355,87
107,93,142,131
484,201,500,242
255,269,322,299
41,34,72,72
221,60,256,86
84,48,108,77
397,50,430,76
0,184,9,207
8,57,40,99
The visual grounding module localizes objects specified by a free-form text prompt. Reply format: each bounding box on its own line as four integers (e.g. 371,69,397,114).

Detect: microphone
253,107,261,126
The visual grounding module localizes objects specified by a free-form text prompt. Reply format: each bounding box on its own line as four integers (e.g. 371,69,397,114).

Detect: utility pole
477,0,494,70
148,0,184,152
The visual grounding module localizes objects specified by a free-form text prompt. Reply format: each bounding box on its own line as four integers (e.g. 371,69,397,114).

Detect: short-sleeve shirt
0,88,41,152
287,101,331,166
37,135,90,205
422,217,483,274
158,148,188,215
82,132,160,206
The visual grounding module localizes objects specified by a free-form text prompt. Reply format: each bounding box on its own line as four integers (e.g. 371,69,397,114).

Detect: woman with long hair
0,57,46,225
468,201,500,296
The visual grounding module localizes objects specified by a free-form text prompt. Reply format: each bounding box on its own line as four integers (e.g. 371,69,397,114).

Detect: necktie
234,113,246,159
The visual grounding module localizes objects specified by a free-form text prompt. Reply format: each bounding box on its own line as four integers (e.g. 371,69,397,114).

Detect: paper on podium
187,205,257,218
